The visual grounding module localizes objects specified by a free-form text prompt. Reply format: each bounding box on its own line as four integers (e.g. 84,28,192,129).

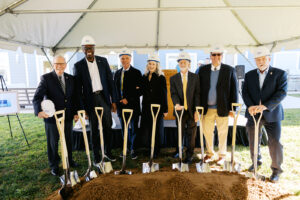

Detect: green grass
0,110,300,199
288,94,300,98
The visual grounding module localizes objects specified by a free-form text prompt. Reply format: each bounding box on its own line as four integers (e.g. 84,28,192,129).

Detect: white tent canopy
1,0,300,55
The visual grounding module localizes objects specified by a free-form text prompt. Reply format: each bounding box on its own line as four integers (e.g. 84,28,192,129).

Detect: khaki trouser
203,109,229,158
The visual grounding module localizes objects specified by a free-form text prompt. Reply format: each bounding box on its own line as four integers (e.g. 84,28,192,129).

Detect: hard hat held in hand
41,100,55,117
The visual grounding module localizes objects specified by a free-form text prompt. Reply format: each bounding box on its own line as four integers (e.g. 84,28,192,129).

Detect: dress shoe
51,168,59,176
173,152,179,158
105,154,116,162
69,160,79,167
131,150,138,160
248,161,262,172
184,157,193,164
270,172,280,182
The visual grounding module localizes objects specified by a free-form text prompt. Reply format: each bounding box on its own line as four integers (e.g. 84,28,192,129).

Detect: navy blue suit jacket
242,66,287,122
114,66,143,117
198,63,238,116
33,71,77,124
73,56,117,114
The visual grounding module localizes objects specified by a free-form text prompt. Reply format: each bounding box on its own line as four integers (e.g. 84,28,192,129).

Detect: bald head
53,55,67,76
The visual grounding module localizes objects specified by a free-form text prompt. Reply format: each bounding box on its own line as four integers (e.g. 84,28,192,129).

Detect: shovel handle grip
122,109,133,156
231,103,242,160
196,106,205,158
150,104,160,158
174,108,184,160
251,111,263,176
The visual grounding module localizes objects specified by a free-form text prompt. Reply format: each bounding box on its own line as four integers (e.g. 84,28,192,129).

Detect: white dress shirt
86,58,103,92
211,64,221,71
257,67,269,89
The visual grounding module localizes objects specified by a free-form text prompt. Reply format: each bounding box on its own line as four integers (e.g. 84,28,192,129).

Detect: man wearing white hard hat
33,55,79,176
140,54,168,157
242,46,287,182
198,46,238,165
114,48,143,159
73,35,118,164
170,52,200,164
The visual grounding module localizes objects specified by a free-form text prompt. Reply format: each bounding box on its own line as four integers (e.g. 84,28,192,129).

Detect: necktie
183,74,188,110
121,71,124,98
58,76,65,94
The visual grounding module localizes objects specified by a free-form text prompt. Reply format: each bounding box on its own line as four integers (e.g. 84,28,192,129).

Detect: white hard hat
253,46,270,58
210,45,224,53
177,52,191,62
147,54,160,63
81,35,96,46
119,48,132,57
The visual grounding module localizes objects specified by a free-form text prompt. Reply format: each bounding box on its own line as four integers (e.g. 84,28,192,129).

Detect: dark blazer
142,73,168,115
73,56,117,114
170,71,200,117
198,63,238,116
242,66,287,122
114,66,143,116
33,71,77,124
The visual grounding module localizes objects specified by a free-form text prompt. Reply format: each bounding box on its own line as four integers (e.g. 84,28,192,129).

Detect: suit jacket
33,71,77,124
73,56,117,114
198,63,238,116
170,71,200,117
114,66,143,116
242,66,287,122
142,73,168,115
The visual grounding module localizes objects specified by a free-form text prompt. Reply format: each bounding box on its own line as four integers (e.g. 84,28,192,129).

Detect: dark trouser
89,92,113,162
246,117,283,174
45,121,73,170
175,110,197,159
141,109,163,156
119,112,139,152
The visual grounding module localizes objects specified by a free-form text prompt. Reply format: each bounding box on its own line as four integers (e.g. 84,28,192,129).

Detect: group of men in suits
33,35,287,182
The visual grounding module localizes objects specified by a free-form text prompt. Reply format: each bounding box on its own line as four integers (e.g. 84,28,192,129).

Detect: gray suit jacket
170,71,200,117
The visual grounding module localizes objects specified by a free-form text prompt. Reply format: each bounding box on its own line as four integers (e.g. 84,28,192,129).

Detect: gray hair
53,55,66,63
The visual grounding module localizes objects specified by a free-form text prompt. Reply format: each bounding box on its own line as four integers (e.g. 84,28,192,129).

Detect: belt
93,90,102,95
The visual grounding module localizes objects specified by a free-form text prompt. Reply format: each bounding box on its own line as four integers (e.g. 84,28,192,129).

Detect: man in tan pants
198,46,238,165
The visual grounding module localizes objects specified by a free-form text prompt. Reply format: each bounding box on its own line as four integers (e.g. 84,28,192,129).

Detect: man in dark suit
170,52,200,164
114,48,143,159
33,55,78,176
198,46,238,165
73,35,117,164
242,46,287,182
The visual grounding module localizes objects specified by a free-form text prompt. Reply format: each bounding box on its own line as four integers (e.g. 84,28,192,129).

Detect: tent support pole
234,46,256,69
155,0,161,51
223,0,260,45
52,0,99,52
41,48,53,69
0,0,28,16
66,48,80,64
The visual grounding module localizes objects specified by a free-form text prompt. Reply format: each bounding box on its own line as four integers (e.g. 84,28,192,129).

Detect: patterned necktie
58,76,65,94
183,74,188,110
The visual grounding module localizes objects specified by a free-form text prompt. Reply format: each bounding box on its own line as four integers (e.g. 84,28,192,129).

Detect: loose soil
47,168,295,200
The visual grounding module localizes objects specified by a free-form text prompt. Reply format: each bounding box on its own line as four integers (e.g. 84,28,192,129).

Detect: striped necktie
58,76,66,94
183,74,188,110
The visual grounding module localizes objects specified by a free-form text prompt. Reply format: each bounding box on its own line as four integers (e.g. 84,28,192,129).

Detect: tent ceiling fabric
1,0,300,55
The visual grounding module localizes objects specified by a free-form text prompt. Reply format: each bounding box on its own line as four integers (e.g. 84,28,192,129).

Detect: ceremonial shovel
95,107,113,174
54,110,80,199
172,108,189,172
195,106,211,173
224,103,242,173
115,109,133,175
77,110,97,181
142,104,160,173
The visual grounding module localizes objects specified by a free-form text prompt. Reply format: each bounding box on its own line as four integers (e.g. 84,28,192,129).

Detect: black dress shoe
270,172,280,182
173,152,179,158
51,168,59,176
184,157,193,164
69,160,79,167
248,161,262,172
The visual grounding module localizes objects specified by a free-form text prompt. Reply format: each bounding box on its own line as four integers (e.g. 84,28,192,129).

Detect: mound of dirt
48,169,294,200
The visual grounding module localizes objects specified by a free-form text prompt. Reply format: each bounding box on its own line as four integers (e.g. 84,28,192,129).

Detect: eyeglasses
211,53,222,57
54,63,66,66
